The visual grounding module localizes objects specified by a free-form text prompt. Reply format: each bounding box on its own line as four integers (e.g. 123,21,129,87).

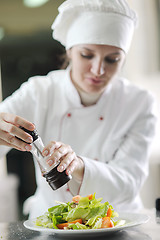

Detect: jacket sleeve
69,94,158,209
0,75,49,157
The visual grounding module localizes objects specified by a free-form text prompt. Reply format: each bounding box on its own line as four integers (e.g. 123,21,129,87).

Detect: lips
86,77,103,85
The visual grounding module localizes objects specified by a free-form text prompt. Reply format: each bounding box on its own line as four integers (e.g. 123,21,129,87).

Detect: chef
0,0,158,219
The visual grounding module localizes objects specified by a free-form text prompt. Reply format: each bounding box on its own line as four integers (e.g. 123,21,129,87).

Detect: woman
0,0,158,218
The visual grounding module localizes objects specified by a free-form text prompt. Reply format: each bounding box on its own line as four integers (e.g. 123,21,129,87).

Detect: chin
86,87,104,95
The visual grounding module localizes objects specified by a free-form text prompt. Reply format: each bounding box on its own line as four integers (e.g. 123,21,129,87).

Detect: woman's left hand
42,141,84,182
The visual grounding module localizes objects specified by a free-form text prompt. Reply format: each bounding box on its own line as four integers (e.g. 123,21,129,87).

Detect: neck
76,86,102,106
69,69,102,106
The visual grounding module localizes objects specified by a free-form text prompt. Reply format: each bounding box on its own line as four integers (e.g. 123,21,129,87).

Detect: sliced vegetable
107,207,112,218
87,194,93,200
57,219,82,229
72,195,81,203
101,217,114,228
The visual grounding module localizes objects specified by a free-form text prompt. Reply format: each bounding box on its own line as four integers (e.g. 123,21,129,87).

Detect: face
67,44,125,94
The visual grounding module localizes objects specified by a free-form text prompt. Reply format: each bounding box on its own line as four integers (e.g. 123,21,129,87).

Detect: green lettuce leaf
68,222,89,230
35,212,53,228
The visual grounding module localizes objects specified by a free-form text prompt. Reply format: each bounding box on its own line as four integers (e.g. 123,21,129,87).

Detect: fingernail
43,150,49,156
47,159,54,166
27,137,33,143
58,165,64,172
25,145,31,151
28,125,35,130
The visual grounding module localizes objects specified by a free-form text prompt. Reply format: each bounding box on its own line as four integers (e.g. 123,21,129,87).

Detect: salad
35,193,125,230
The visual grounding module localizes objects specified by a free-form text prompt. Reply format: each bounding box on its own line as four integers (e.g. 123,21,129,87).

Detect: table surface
0,209,159,240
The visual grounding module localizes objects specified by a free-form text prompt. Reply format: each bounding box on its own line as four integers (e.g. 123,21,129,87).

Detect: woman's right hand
0,112,35,151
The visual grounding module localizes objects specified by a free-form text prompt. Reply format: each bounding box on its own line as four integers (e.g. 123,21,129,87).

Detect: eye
80,53,93,59
105,57,120,64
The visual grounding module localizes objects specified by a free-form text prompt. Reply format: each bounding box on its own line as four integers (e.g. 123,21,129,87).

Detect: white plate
23,212,150,237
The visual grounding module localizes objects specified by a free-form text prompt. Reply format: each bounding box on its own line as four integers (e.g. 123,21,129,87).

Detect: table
0,209,159,240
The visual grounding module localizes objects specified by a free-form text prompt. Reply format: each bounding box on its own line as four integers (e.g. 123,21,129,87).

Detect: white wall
124,0,160,208
125,0,159,76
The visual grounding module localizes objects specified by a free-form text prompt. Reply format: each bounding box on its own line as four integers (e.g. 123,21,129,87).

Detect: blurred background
0,0,159,221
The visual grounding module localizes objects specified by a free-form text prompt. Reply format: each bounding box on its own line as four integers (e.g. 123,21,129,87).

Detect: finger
57,152,76,172
0,113,34,143
66,157,84,181
0,129,32,151
1,112,35,130
46,149,63,167
52,145,71,160
65,158,78,176
0,136,31,152
0,138,16,148
42,141,62,156
0,122,33,143
47,143,73,166
58,145,69,154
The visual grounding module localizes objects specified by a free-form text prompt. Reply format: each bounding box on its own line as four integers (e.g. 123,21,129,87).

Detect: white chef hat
51,0,138,53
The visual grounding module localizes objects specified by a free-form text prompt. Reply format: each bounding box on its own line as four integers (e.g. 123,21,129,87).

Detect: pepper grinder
19,127,72,190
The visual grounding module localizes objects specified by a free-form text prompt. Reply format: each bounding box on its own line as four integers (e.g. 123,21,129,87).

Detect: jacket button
67,113,71,117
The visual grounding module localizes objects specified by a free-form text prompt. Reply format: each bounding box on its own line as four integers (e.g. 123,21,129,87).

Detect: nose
90,60,105,77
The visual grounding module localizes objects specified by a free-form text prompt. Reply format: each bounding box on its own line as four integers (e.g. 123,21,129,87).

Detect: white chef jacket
0,67,157,218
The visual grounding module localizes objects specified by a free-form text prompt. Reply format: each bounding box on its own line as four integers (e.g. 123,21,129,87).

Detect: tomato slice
101,217,114,228
57,219,83,229
87,194,93,200
72,195,81,203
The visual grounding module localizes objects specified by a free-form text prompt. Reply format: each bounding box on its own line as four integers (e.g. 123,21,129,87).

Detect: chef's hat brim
51,0,138,53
